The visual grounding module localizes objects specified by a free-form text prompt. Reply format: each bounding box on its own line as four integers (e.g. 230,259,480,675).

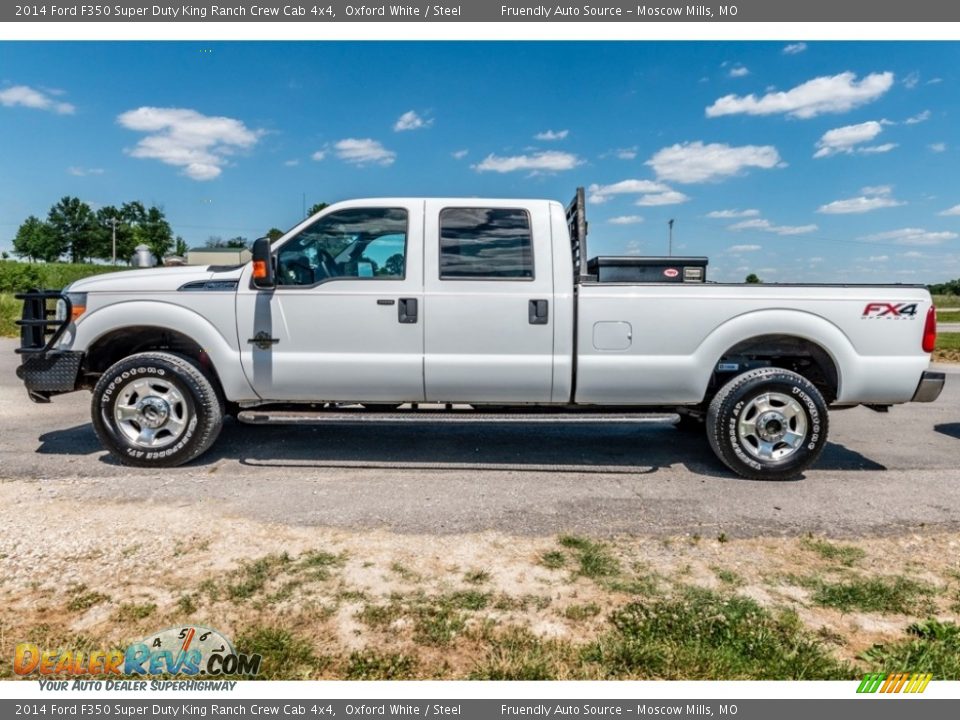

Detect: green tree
47,197,97,263
93,206,137,264
140,206,173,260
174,236,189,257
307,202,329,217
266,227,284,241
13,216,62,262
745,273,762,284
0,251,8,260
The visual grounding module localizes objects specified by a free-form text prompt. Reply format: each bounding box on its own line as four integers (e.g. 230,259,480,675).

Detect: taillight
922,305,937,353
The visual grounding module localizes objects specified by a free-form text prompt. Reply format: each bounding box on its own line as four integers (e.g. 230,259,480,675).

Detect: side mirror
251,237,275,289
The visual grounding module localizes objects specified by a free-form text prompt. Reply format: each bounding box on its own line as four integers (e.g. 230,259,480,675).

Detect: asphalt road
2,338,959,538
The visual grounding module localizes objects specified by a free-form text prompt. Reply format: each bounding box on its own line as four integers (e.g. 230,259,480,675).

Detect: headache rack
565,186,590,281
15,289,70,355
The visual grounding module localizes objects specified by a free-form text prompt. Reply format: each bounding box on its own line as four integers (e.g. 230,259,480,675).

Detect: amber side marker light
252,260,269,280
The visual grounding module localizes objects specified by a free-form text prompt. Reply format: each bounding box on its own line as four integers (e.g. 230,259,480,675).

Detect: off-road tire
91,352,224,467
706,367,828,480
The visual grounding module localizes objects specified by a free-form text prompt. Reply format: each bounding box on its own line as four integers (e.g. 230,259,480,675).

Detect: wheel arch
693,309,854,404
73,301,255,401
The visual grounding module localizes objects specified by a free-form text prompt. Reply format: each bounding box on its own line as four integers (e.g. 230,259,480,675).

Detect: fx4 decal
862,302,919,318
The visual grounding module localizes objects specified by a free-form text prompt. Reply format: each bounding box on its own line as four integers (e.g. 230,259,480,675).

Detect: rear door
422,200,555,403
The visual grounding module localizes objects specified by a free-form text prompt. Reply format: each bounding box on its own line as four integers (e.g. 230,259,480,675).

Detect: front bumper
16,351,84,402
14,288,82,402
911,371,945,403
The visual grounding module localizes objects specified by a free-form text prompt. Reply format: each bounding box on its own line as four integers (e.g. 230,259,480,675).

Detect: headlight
56,292,88,322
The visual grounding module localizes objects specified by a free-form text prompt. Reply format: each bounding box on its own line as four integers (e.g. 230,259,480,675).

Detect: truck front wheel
91,352,224,467
706,367,828,480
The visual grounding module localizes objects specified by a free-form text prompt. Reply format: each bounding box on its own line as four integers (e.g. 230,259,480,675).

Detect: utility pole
110,217,118,265
668,218,674,257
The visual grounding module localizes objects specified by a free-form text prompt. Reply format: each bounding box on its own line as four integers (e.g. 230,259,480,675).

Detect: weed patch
585,588,853,680
811,576,935,614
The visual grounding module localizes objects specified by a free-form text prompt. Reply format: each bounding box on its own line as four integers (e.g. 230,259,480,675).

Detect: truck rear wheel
91,352,223,467
706,367,828,480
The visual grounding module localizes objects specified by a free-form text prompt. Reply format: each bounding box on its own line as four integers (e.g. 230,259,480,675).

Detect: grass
934,332,960,363
585,587,854,680
558,536,621,579
540,550,566,569
563,603,602,621
802,538,867,567
235,626,328,680
933,294,960,309
66,585,110,612
0,293,19,337
345,650,417,680
114,603,156,622
860,619,960,678
810,576,935,615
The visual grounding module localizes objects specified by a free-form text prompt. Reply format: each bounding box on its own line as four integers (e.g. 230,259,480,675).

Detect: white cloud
729,218,818,235
534,129,569,141
335,138,396,166
635,190,690,206
706,71,894,119
66,166,104,176
393,110,432,132
310,150,326,161
927,77,943,85
860,228,958,245
817,186,904,214
451,149,468,159
867,255,889,262
783,42,807,55
473,150,581,174
929,143,947,153
813,120,895,158
728,244,762,252
0,84,75,114
615,147,638,160
939,204,960,216
858,143,897,154
117,106,263,181
647,141,782,183
707,208,760,219
729,66,750,78
861,185,893,196
903,72,921,89
587,179,669,203
608,215,644,225
905,110,931,125
284,159,300,167
901,251,925,258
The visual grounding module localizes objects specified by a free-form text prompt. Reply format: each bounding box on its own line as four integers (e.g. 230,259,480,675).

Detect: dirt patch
1,483,958,679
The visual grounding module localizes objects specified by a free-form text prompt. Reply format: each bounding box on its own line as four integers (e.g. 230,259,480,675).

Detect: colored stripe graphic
857,672,932,694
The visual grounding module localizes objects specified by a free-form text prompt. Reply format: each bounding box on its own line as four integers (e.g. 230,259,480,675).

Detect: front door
236,202,424,403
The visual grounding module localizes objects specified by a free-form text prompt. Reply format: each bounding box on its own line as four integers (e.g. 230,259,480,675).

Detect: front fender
67,300,257,402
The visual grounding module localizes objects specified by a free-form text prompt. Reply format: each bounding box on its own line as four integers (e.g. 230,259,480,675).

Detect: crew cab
15,189,944,479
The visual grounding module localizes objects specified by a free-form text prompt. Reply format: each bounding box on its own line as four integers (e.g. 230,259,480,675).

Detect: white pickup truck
16,189,944,479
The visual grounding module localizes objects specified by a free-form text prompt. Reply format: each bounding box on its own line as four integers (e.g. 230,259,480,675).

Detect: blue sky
1,41,959,282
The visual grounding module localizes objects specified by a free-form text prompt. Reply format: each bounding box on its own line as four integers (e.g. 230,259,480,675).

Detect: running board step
236,410,678,425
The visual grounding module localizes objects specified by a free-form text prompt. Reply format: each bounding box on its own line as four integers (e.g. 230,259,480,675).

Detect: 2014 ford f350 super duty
15,189,944,479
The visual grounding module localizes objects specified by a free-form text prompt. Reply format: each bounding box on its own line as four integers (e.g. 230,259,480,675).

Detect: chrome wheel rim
737,391,807,462
114,377,189,449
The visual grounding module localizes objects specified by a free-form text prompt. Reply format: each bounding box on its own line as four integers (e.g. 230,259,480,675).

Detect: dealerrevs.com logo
14,626,261,680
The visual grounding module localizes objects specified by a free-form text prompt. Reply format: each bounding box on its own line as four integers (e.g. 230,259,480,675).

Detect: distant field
934,295,960,309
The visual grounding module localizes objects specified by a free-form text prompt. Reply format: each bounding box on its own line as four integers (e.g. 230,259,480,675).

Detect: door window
276,207,408,286
439,208,534,280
